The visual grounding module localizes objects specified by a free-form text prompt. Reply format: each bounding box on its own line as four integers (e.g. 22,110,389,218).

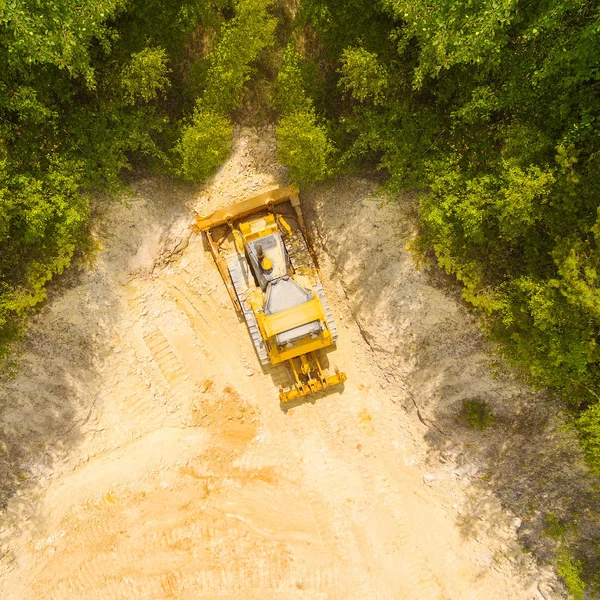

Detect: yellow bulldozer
194,186,346,403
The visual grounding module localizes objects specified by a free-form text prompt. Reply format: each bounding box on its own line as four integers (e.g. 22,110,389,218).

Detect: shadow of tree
0,266,115,515
0,175,199,538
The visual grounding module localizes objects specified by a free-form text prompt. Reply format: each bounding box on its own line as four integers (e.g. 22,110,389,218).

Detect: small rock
510,517,522,530
453,466,468,478
423,473,436,485
405,455,419,467
174,237,189,254
537,582,554,600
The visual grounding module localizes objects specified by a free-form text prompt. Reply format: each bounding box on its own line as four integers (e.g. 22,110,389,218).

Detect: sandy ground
0,129,561,599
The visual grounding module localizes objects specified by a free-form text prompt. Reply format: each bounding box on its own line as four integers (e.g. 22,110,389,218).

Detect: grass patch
543,513,567,541
557,551,585,600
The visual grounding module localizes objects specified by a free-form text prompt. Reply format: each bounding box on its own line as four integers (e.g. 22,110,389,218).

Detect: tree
0,0,213,351
276,110,332,185
178,111,233,182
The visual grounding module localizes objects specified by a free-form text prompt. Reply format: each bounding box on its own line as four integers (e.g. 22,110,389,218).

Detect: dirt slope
0,129,557,599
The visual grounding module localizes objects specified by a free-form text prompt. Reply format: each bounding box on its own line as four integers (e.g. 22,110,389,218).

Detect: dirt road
0,130,555,599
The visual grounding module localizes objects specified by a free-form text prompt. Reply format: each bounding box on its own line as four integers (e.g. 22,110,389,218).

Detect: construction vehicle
194,186,346,404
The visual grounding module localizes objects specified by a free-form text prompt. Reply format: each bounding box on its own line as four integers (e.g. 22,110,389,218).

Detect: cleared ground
0,130,557,599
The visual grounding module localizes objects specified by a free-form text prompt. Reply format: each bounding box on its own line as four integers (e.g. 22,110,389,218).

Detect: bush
178,111,232,182
201,0,276,114
459,398,496,431
338,47,388,105
557,552,586,600
276,111,332,185
544,514,567,541
577,402,600,475
0,159,89,356
275,44,312,114
120,47,171,105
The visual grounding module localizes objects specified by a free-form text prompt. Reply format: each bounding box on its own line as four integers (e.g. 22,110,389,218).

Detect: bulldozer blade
194,185,300,232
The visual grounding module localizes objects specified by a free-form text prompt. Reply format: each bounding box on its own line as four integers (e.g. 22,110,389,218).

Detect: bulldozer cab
245,231,288,289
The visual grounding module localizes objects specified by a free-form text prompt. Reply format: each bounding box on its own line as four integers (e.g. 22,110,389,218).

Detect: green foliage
338,47,388,105
178,111,233,182
0,0,128,85
275,44,312,115
276,111,332,185
544,514,567,541
201,0,277,114
274,42,334,186
459,399,496,431
417,155,600,421
0,0,598,593
0,0,220,355
0,157,89,354
0,0,598,592
419,159,557,308
120,48,171,105
298,2,600,479
382,0,521,88
299,0,391,59
577,403,600,476
174,0,277,179
557,552,586,600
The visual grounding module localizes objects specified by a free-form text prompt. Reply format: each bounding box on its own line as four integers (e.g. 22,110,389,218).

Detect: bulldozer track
232,440,284,474
278,425,370,579
227,253,269,365
118,387,166,424
143,330,188,387
306,494,349,556
170,272,230,334
47,552,344,599
140,328,204,417
283,227,339,344
164,275,242,367
315,281,339,343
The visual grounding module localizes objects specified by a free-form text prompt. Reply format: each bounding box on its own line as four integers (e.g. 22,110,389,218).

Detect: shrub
201,0,276,114
544,514,567,541
338,47,388,105
120,47,171,105
276,111,332,185
459,398,496,431
275,44,311,114
577,402,600,475
178,111,232,182
0,159,90,356
557,552,585,600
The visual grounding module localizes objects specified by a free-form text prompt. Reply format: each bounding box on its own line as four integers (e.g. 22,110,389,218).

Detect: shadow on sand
0,176,199,534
